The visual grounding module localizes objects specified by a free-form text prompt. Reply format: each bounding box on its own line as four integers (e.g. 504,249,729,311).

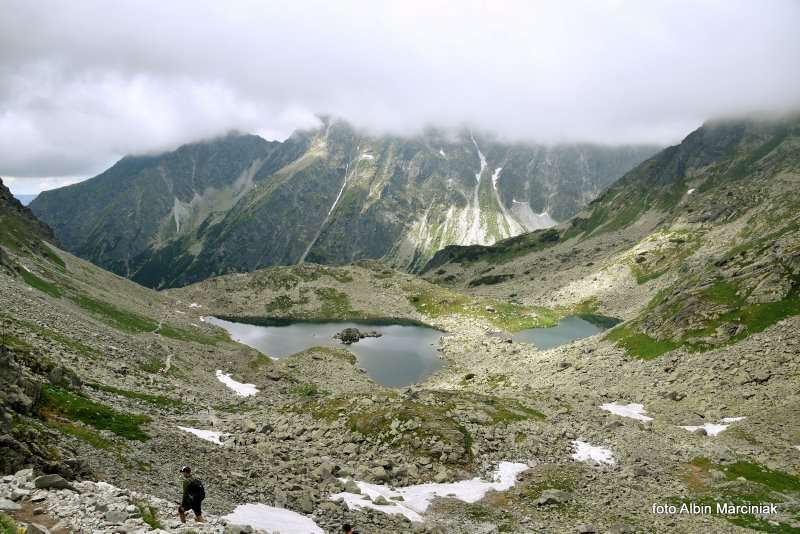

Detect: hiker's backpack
188,478,205,501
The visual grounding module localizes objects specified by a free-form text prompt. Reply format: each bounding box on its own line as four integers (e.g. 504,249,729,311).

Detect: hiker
178,465,206,523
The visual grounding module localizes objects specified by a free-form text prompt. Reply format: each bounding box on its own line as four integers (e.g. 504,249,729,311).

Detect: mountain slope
31,119,657,287
422,116,800,355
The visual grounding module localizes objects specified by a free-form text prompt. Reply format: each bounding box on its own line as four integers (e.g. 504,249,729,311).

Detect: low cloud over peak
2,0,799,192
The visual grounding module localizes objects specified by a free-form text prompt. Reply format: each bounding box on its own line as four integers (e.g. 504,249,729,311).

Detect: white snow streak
223,503,323,534
571,440,615,465
600,402,653,422
215,370,259,397
491,167,502,191
680,416,745,436
177,426,230,445
331,462,529,522
189,302,202,308
439,149,446,157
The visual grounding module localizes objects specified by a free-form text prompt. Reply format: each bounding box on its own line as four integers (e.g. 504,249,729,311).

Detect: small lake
513,314,620,350
207,317,444,388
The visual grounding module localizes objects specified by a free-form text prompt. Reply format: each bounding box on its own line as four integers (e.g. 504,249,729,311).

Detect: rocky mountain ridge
30,119,658,288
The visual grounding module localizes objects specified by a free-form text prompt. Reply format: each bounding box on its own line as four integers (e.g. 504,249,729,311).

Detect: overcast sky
2,0,799,194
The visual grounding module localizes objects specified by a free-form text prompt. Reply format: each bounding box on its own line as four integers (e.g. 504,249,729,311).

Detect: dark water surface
513,314,619,350
206,317,444,387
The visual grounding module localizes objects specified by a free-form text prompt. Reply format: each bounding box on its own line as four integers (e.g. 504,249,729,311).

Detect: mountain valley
1,116,799,534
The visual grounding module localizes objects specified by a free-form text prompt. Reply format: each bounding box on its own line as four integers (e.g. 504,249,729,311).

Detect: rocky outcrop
333,327,381,344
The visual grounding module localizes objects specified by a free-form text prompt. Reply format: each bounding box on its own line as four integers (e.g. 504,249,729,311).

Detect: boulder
0,498,21,511
34,474,74,491
537,489,573,506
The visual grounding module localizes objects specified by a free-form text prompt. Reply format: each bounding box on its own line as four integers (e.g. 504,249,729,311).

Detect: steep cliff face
31,119,657,287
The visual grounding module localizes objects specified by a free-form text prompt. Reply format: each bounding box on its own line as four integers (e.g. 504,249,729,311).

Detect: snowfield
571,440,616,465
177,426,230,445
215,370,259,397
223,503,323,533
680,416,745,436
600,402,653,422
330,462,529,522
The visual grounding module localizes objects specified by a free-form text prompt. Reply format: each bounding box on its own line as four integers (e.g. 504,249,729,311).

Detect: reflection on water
207,317,444,388
513,314,619,350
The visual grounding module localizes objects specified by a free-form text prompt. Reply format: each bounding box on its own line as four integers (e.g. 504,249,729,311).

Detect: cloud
1,0,799,192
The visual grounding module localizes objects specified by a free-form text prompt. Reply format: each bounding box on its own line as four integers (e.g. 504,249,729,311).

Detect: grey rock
225,526,254,534
33,474,74,491
0,498,21,511
576,524,597,534
104,509,128,523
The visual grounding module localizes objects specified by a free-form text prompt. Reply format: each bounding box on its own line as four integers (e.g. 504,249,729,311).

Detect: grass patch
19,267,63,298
314,287,356,317
409,288,557,332
0,512,16,534
290,383,327,397
48,420,114,449
139,356,164,374
248,352,273,368
722,462,800,493
71,294,157,333
136,502,161,529
703,279,745,307
605,323,681,360
159,323,227,345
38,385,151,441
88,383,185,409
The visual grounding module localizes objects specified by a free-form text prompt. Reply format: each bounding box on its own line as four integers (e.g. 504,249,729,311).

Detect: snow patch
330,462,528,522
720,416,745,423
189,302,202,308
794,445,800,451
215,370,258,397
680,416,745,436
600,402,653,422
509,201,557,231
687,188,696,195
223,503,323,534
571,440,615,465
360,153,374,160
177,426,230,445
491,167,502,191
439,149,446,157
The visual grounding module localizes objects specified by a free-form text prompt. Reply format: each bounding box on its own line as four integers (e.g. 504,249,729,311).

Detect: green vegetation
703,279,744,307
290,383,327,397
19,267,63,297
265,293,309,313
136,502,162,529
248,352,273,368
139,356,164,374
88,383,185,409
48,420,114,449
0,512,17,534
71,293,157,333
348,399,473,464
521,463,582,500
409,286,557,332
679,458,800,534
314,287,356,317
38,385,151,441
159,323,228,345
605,323,680,360
722,462,800,493
467,273,514,287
